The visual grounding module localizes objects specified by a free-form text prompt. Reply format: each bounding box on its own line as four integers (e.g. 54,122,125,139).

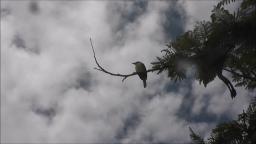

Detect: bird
132,61,147,88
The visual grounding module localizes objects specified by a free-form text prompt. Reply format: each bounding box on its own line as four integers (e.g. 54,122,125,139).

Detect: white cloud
183,0,220,30
1,0,251,143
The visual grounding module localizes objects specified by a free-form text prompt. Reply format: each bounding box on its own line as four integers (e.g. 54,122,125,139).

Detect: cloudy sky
1,0,254,143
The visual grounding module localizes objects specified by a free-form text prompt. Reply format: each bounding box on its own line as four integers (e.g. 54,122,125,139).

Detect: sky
1,0,254,143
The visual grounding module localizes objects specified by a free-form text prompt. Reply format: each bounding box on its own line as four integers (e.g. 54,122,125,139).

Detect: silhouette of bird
133,61,147,88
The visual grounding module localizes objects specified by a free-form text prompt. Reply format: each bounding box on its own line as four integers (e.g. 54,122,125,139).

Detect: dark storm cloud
109,0,148,30
162,1,187,41
121,0,148,24
74,71,94,91
164,77,231,124
164,78,193,94
12,34,40,54
32,106,57,124
28,1,40,15
176,92,231,123
12,34,27,49
1,8,11,18
115,112,141,141
106,0,148,43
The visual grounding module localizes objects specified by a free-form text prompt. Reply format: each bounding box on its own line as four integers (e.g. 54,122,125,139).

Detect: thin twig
89,38,158,82
223,68,256,81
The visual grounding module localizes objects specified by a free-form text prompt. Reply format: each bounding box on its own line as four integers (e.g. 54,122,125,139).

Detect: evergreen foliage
190,98,256,144
189,127,205,144
176,0,256,143
151,0,256,98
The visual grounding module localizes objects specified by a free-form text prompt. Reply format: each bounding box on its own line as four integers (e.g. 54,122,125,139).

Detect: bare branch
89,38,158,82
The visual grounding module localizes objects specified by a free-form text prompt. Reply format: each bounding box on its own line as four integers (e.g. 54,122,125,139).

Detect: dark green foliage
216,0,238,8
189,127,205,144
151,0,256,98
181,0,256,142
190,98,256,144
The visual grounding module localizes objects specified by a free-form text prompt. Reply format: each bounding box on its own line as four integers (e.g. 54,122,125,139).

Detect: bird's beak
132,62,136,65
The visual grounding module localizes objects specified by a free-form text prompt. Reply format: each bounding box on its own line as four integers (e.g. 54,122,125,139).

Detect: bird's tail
143,79,147,88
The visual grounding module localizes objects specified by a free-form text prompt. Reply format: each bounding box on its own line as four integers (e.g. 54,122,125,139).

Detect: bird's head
132,61,141,65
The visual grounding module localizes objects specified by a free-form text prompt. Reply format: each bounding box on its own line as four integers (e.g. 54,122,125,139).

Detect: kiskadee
132,61,147,88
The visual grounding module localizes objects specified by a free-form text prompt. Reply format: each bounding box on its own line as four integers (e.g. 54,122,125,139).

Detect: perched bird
132,61,147,88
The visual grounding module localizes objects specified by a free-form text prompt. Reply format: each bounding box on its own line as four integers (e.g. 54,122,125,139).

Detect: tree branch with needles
90,38,254,90
89,38,159,82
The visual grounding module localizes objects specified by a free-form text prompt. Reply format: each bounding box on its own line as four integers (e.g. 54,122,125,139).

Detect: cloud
29,1,40,15
1,0,252,143
183,0,219,30
162,1,187,40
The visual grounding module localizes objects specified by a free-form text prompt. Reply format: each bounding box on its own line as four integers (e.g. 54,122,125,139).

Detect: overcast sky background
1,0,254,143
